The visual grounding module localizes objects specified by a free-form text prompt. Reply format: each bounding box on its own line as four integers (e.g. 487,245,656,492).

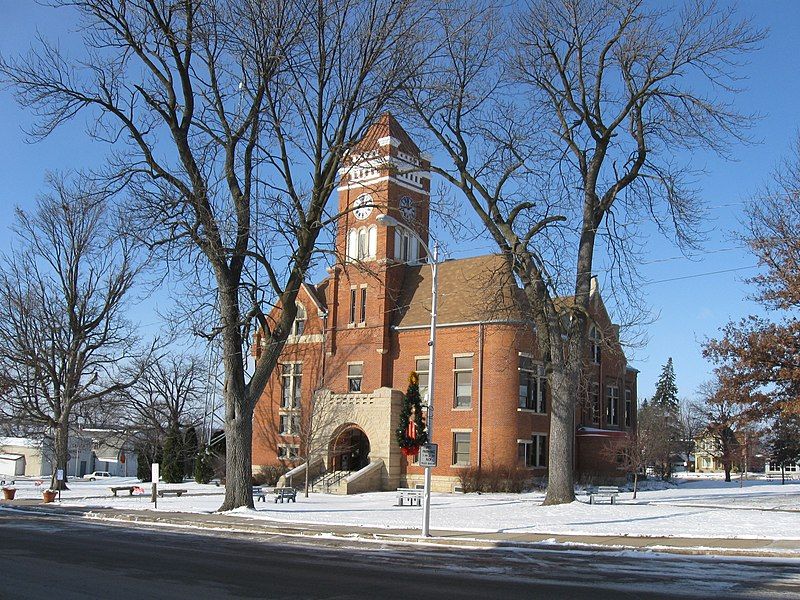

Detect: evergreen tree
396,372,427,455
652,358,679,412
194,444,215,484
135,443,162,482
161,428,185,483
183,426,199,478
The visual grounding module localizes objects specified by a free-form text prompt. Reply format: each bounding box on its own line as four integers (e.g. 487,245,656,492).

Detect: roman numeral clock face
399,196,416,222
353,194,373,220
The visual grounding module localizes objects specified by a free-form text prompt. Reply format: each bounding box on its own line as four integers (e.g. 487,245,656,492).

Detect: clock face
353,194,373,220
399,196,416,221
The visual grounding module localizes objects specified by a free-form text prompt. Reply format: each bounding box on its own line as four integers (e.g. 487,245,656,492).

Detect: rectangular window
591,382,600,424
277,444,299,459
349,288,357,324
348,363,363,393
415,358,429,401
607,384,619,426
452,431,471,465
624,389,632,428
453,356,473,408
518,356,546,413
518,434,547,468
279,414,290,435
281,363,302,408
360,287,367,323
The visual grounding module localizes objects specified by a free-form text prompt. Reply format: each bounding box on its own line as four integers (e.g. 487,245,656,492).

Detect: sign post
56,469,64,501
151,463,159,509
418,444,438,468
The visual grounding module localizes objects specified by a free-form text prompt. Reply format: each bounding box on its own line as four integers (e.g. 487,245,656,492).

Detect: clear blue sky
0,1,798,401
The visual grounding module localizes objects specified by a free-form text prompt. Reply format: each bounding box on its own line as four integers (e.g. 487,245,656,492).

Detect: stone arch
328,423,371,472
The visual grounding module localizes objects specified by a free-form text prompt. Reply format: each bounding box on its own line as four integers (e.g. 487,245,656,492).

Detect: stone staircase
310,470,349,494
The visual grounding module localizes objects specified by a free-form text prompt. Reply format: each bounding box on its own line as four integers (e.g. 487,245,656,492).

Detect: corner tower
326,114,431,391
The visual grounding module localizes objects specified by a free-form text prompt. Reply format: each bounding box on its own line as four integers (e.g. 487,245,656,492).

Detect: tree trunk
51,421,70,491
543,367,576,505
633,471,638,499
724,463,732,482
782,464,785,485
304,454,310,498
218,285,254,512
220,407,253,511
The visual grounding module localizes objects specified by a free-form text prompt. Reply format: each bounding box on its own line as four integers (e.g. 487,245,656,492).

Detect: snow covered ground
4,475,800,540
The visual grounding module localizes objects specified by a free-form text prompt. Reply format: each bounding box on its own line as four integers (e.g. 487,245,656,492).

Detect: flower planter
2,487,16,500
42,489,57,503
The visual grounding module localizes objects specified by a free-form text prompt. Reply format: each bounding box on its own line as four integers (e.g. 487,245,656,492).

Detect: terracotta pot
42,489,57,503
2,487,16,500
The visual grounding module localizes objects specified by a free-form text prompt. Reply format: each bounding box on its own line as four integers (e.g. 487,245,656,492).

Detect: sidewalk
4,499,800,558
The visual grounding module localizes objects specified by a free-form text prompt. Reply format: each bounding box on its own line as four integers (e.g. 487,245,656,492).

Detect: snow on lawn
6,476,800,541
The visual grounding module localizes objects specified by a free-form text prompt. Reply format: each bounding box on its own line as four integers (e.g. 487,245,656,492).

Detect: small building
0,437,50,477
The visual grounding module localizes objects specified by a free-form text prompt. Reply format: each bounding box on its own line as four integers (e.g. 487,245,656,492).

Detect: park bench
396,487,423,507
589,486,620,505
109,486,136,497
253,487,267,502
273,487,297,503
157,488,188,498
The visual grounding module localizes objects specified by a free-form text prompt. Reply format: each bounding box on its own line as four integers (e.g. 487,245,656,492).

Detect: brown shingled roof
354,112,421,156
394,254,529,327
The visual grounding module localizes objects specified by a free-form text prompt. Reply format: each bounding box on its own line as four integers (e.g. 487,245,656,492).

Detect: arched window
589,325,601,364
367,225,377,259
357,227,368,260
292,303,306,337
347,229,358,261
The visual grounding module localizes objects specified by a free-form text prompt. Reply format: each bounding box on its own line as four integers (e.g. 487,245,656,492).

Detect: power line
644,264,757,286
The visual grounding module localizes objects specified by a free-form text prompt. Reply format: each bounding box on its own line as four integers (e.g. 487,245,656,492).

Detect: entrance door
331,427,370,472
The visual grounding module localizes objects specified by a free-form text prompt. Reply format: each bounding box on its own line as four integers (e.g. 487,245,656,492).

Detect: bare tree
1,0,435,509
604,432,647,498
125,354,205,438
0,175,147,489
406,0,762,504
676,399,703,473
696,378,749,482
122,352,206,473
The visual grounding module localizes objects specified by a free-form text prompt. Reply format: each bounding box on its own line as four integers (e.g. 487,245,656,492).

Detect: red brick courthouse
252,115,638,493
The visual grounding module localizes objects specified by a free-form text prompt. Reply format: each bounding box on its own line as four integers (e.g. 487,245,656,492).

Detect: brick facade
252,114,638,491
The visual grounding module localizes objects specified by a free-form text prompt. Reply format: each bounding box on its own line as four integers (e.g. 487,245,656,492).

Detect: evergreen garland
396,372,427,455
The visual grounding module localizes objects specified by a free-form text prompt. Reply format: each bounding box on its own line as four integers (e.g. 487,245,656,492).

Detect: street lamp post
376,214,438,537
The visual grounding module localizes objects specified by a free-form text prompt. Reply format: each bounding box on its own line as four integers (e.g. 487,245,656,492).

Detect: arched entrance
330,426,370,472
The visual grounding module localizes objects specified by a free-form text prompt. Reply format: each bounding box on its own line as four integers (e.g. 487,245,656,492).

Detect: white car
85,471,111,481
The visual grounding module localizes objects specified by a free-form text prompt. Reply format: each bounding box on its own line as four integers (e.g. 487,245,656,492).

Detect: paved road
1,511,799,599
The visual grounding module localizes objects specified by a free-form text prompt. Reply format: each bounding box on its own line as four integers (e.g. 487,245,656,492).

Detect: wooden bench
109,486,136,497
273,487,297,503
589,486,620,505
253,487,267,502
157,488,188,498
396,487,423,507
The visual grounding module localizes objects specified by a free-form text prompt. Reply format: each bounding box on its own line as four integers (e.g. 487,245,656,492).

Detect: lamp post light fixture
376,213,438,537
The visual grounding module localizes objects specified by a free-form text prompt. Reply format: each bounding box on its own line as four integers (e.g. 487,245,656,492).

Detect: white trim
337,175,429,195
377,135,401,147
393,319,528,331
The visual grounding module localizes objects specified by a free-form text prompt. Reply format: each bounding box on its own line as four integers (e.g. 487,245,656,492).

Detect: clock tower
326,113,432,391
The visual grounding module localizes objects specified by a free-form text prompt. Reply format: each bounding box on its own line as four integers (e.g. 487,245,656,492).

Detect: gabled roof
354,112,421,156
394,254,529,328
